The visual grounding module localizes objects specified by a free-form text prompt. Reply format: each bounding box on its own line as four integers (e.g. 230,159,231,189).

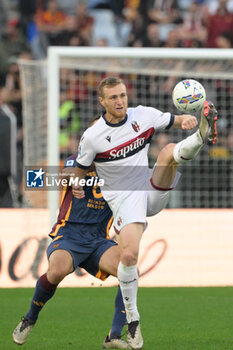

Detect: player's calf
173,101,218,164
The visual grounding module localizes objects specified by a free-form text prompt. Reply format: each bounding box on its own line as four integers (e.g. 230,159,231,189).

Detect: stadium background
0,0,232,210
0,0,233,350
0,0,233,284
0,2,233,349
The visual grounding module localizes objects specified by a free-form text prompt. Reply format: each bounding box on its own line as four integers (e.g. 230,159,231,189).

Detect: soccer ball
172,79,206,113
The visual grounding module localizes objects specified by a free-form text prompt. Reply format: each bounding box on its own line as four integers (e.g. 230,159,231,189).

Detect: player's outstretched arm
172,114,198,130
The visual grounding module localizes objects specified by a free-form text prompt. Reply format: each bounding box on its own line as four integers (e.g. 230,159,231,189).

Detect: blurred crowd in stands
0,0,233,207
0,0,233,81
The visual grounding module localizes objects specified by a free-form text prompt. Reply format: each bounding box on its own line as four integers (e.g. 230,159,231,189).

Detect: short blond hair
98,76,124,97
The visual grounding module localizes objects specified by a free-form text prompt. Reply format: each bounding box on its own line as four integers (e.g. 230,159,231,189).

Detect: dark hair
98,76,124,97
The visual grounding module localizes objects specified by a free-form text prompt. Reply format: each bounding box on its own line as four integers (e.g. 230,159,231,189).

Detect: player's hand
72,185,85,198
180,115,198,130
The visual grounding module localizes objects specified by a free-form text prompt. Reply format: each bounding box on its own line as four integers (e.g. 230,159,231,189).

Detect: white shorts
110,191,148,234
108,169,181,234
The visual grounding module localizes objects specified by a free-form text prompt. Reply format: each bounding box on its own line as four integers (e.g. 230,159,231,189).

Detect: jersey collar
101,112,128,127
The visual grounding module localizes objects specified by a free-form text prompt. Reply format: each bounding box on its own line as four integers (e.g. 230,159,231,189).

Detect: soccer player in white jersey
73,76,218,349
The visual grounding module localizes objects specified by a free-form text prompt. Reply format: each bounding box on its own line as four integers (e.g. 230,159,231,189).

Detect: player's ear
98,96,104,107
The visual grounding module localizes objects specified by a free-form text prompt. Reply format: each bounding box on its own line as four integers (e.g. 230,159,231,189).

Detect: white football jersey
77,105,174,203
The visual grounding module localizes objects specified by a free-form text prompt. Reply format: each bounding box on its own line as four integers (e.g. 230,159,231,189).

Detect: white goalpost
19,47,233,225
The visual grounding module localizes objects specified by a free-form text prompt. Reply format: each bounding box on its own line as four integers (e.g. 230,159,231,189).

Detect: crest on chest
131,121,140,132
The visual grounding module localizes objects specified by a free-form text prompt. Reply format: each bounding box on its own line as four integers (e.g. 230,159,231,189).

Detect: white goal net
18,47,233,220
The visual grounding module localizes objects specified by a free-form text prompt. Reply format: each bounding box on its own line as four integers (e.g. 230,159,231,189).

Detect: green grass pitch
1,286,233,350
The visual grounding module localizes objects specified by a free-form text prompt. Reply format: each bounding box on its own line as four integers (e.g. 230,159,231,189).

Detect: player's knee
157,143,176,165
121,250,138,266
47,267,68,284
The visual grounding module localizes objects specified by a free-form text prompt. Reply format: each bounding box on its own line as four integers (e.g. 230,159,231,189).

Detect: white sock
117,262,139,323
173,130,204,164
